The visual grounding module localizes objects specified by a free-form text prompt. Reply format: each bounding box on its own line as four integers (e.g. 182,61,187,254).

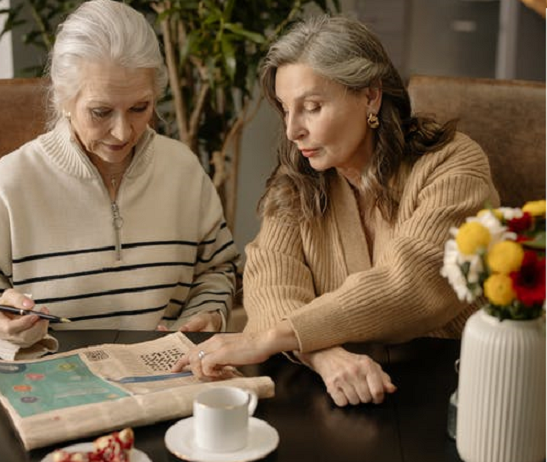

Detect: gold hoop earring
367,113,379,129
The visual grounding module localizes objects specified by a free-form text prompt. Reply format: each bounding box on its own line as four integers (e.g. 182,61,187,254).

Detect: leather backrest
408,75,546,207
0,77,49,159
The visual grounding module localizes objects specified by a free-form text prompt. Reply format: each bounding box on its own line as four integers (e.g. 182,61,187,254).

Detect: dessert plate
41,442,151,462
165,416,279,462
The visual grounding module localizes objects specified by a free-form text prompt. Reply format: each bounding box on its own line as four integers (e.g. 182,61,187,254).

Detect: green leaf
224,23,266,44
523,231,546,250
221,36,237,82
223,0,236,20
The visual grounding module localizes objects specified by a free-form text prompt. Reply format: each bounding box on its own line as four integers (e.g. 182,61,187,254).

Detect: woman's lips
300,148,319,158
104,143,128,151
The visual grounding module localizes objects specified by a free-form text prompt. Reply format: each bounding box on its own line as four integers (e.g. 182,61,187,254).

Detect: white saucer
165,416,279,462
41,442,151,462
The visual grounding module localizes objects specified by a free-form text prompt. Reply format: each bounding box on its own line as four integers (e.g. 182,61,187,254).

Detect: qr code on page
83,350,110,362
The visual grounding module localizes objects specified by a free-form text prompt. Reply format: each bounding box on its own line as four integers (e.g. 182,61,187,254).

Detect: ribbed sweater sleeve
244,134,499,352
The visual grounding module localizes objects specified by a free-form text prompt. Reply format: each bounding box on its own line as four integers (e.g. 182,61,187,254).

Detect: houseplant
441,200,546,462
0,0,340,230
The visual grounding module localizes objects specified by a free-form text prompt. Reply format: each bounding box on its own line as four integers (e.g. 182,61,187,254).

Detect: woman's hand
178,311,223,332
0,289,49,347
172,332,272,378
172,320,299,378
297,346,396,406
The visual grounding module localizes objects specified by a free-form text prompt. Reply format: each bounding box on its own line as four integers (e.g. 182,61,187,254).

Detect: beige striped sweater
0,120,239,334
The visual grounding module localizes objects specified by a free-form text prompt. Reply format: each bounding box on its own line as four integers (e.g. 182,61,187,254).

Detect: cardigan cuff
288,293,343,353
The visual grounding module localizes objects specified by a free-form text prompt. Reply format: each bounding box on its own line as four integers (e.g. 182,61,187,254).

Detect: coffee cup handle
247,390,258,416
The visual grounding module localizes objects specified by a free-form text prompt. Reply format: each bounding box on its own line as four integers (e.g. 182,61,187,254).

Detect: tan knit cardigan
243,133,499,353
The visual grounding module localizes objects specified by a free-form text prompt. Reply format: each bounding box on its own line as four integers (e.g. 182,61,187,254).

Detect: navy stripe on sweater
12,240,201,263
198,241,236,264
33,283,179,305
13,261,196,285
67,304,168,322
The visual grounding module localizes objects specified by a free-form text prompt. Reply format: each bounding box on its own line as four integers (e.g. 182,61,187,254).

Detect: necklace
87,151,134,198
108,169,126,189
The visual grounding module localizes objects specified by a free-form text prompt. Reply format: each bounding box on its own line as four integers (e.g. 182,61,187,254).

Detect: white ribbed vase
456,309,546,462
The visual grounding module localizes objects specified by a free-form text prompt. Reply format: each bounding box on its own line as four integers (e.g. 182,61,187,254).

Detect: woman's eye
131,103,150,113
304,103,320,113
91,109,111,119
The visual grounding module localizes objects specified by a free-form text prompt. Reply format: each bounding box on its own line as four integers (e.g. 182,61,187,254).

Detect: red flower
507,212,533,234
510,251,546,306
516,235,532,243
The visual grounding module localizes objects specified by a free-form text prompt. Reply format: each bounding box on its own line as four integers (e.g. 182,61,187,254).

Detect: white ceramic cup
193,386,258,453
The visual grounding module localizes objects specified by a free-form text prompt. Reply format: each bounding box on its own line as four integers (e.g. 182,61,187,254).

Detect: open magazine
0,332,275,450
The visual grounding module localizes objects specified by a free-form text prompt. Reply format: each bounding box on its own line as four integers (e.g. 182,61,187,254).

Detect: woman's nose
285,114,306,141
110,114,132,141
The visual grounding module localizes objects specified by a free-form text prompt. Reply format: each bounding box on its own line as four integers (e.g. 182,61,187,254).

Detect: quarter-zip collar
38,117,155,181
38,118,155,264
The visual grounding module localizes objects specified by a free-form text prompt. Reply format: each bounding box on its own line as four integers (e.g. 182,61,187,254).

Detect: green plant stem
152,2,188,143
27,0,53,50
187,57,210,150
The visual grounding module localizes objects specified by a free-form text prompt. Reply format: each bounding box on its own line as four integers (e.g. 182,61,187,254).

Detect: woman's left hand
297,346,397,406
178,311,223,332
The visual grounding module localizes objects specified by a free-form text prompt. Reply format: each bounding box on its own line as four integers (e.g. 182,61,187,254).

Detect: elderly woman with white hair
0,0,239,360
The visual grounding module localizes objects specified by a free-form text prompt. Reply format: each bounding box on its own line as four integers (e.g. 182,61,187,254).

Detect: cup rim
195,386,251,410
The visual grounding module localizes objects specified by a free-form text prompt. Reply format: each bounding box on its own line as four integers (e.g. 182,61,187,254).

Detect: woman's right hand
0,289,49,347
296,346,397,406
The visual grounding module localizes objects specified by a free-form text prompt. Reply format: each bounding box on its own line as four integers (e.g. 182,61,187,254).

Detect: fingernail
22,299,33,308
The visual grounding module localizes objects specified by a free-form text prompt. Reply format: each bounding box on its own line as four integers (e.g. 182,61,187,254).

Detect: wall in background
355,0,546,82
0,0,13,78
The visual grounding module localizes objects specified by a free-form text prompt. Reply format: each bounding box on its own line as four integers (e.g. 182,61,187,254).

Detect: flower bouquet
441,199,546,320
442,199,546,462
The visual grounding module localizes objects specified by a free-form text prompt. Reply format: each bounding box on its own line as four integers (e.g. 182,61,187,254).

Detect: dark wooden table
0,331,463,462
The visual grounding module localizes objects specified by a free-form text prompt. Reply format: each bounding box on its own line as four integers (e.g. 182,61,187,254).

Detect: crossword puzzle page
0,332,275,450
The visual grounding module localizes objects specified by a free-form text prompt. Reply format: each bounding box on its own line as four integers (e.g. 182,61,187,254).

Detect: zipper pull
111,202,124,230
111,202,124,261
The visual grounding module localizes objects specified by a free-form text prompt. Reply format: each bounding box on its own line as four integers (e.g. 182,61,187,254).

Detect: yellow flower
522,200,546,217
456,222,491,255
484,274,516,306
487,241,524,274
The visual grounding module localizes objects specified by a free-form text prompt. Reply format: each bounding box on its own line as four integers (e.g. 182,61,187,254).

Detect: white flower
441,240,478,303
498,207,524,221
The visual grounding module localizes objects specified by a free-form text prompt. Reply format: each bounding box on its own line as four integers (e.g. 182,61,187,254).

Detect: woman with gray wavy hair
0,0,239,360
175,14,499,407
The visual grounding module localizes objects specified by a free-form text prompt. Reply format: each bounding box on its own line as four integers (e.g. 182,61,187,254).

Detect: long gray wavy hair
259,14,456,223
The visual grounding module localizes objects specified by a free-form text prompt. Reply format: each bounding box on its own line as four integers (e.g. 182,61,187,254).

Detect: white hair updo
46,0,168,125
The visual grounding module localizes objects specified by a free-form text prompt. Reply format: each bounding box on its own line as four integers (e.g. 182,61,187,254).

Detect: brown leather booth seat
0,77,48,159
408,75,546,208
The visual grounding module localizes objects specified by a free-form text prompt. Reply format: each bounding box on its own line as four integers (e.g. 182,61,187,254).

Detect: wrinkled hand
172,331,274,379
178,311,223,333
297,346,396,406
0,289,50,347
